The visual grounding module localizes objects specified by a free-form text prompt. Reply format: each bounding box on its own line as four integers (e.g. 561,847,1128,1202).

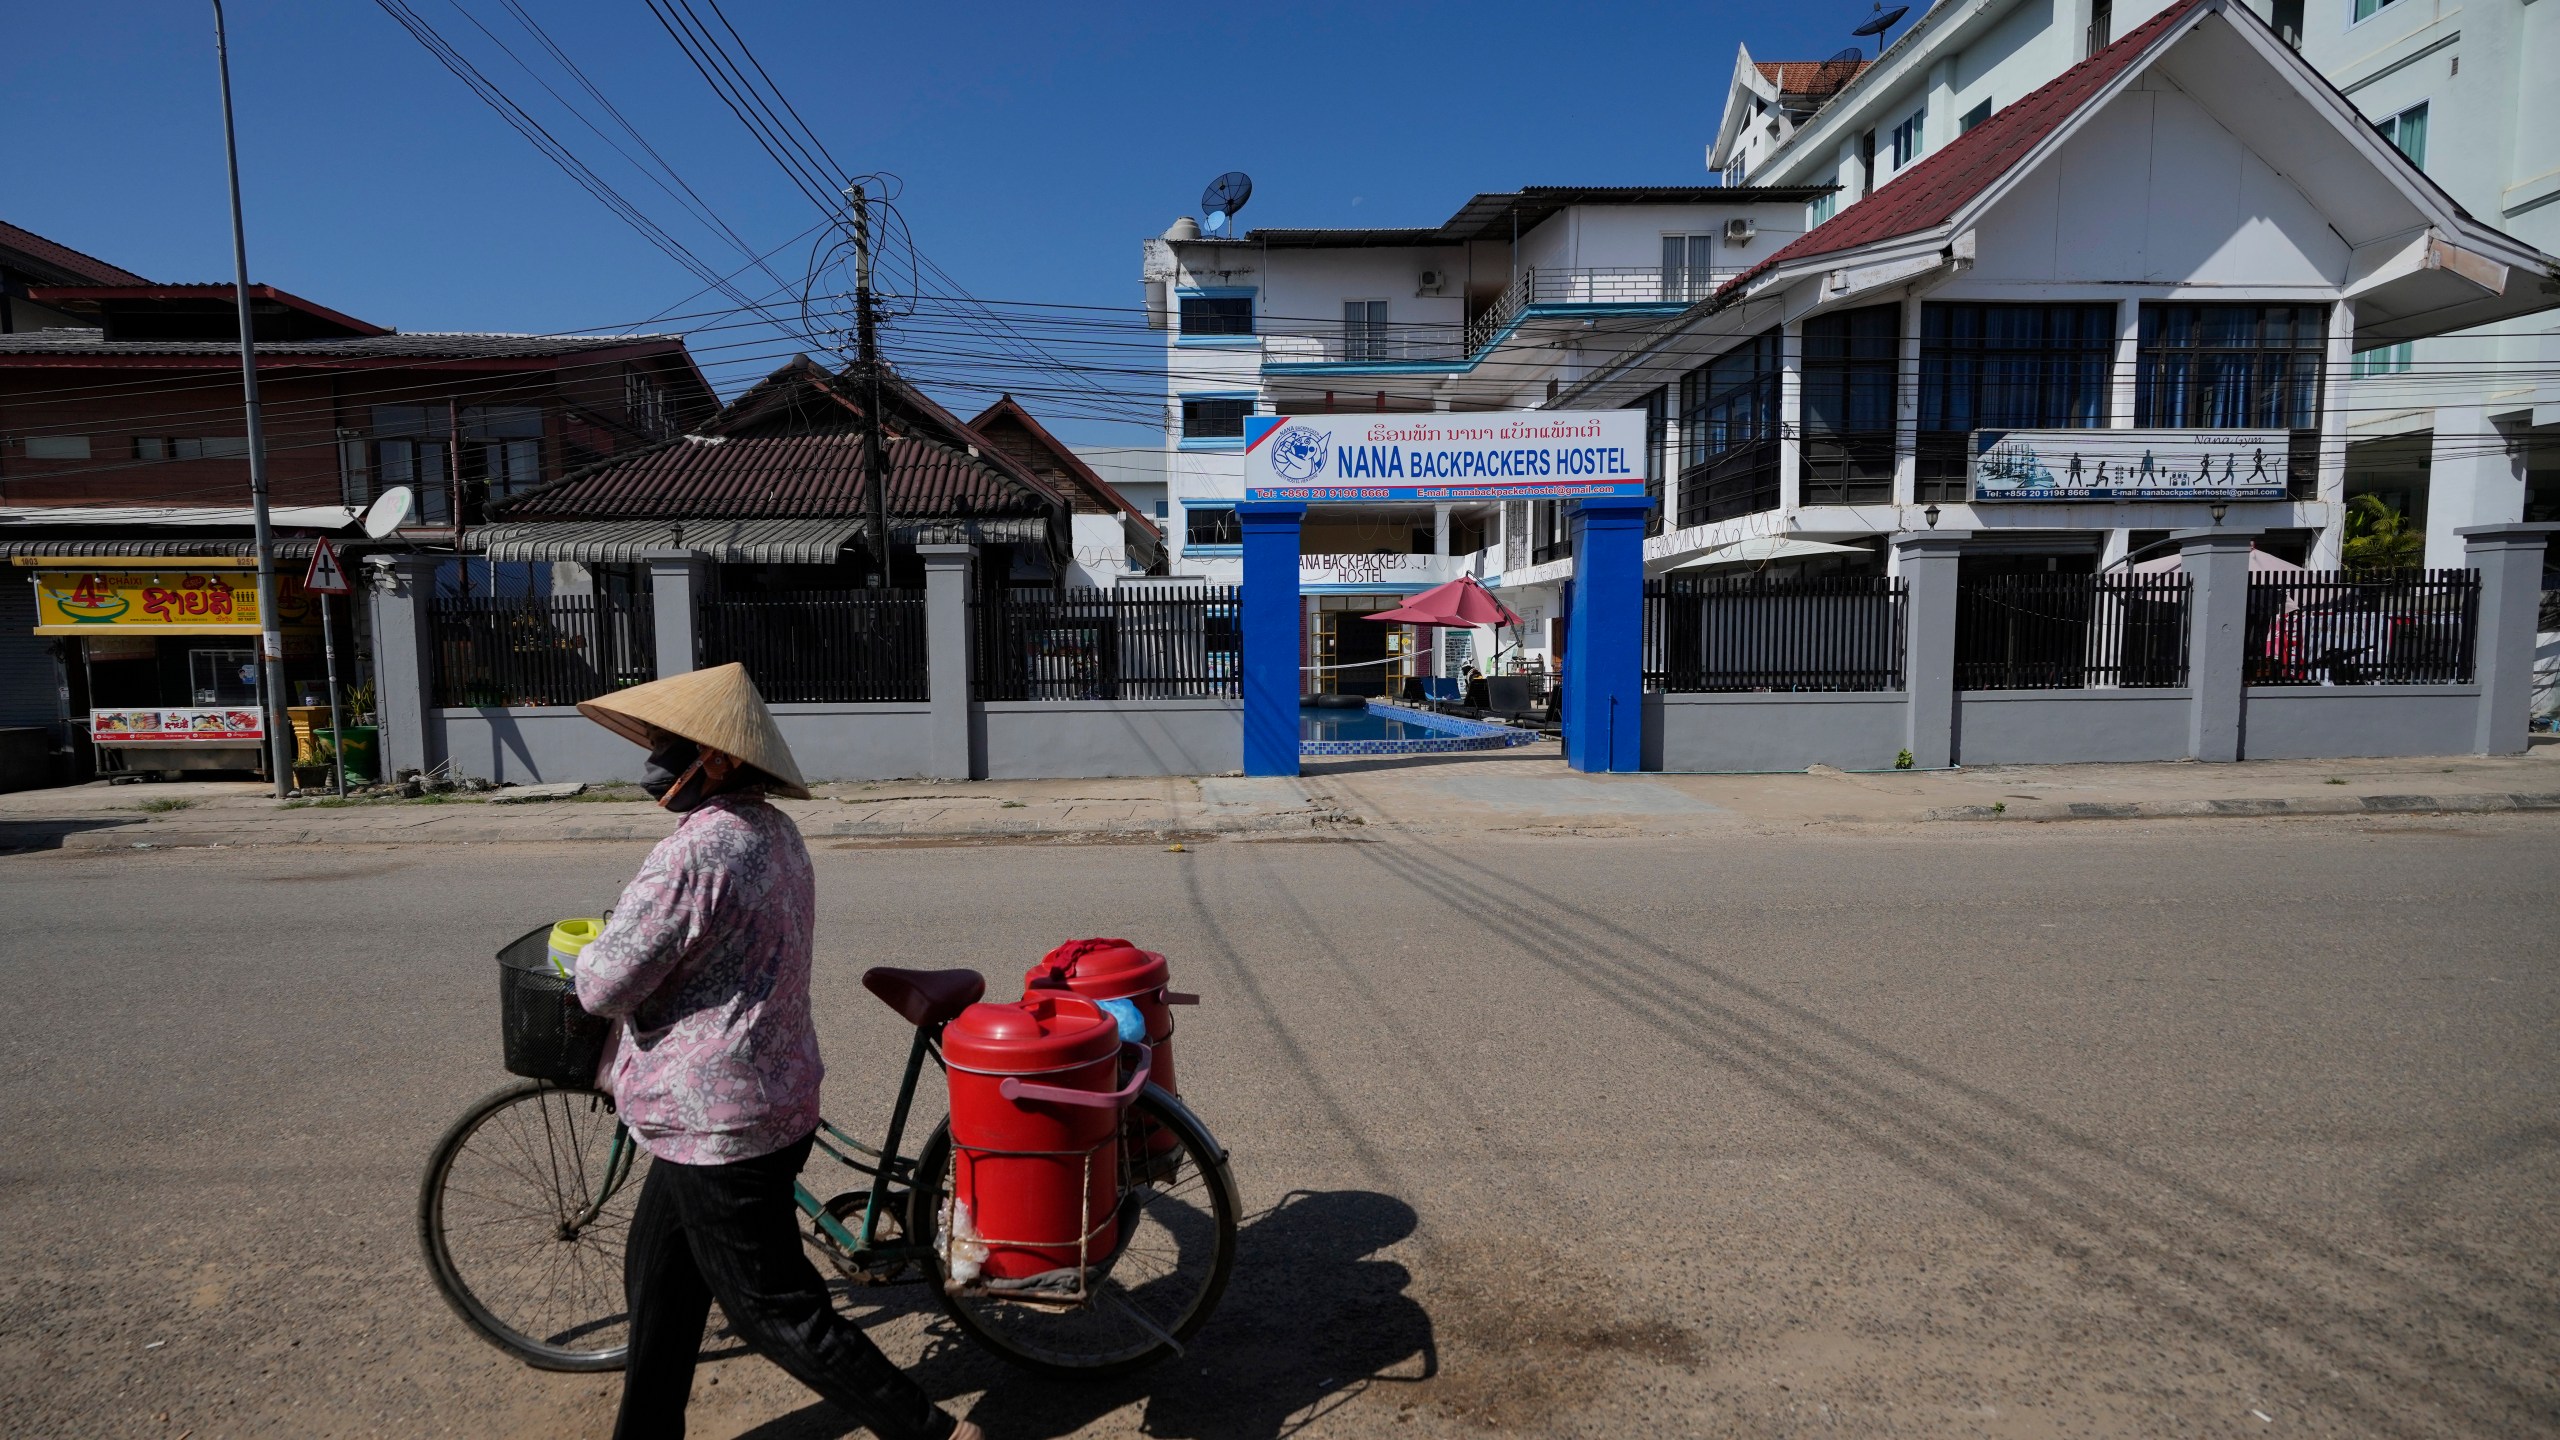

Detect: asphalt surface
2,813,2555,1437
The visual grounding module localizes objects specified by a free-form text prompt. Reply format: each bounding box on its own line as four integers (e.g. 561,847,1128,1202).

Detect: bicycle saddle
862,966,985,1027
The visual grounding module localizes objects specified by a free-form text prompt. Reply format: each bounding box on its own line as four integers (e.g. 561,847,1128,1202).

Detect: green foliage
1894,748,1915,770
130,797,195,814
2341,494,2423,577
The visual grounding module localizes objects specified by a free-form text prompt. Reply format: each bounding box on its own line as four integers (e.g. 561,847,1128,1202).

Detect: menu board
88,707,266,744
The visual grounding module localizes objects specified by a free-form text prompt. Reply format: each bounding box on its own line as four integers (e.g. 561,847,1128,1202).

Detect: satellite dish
361,486,415,539
1852,4,1909,38
1200,171,1254,236
1826,45,1865,62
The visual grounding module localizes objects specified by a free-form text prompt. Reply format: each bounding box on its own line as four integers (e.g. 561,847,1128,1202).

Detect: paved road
2,814,2554,1437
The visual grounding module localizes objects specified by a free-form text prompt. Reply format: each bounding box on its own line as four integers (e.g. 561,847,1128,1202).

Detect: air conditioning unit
1416,268,1447,294
1723,217,1757,245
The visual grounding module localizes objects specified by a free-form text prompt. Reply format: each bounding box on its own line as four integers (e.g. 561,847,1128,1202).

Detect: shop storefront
23,560,323,776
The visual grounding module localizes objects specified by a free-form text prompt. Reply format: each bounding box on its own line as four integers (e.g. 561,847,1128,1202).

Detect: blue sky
5,1,1867,444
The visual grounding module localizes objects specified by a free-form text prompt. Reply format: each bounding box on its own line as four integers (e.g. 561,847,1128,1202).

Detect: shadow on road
0,817,135,853
739,1188,1432,1440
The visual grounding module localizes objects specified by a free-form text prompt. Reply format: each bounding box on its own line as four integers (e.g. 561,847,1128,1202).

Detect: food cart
22,559,319,778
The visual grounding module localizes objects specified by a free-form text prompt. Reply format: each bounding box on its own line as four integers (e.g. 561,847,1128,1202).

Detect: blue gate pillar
1238,502,1306,777
1562,496,1650,773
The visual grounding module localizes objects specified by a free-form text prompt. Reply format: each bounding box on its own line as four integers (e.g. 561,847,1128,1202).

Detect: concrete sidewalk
5,739,2555,850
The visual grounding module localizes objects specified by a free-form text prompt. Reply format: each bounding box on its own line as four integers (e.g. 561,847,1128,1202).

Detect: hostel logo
1268,424,1328,482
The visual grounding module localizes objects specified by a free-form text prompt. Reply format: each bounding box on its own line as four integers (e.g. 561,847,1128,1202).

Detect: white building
1711,0,2558,570
1143,185,1829,686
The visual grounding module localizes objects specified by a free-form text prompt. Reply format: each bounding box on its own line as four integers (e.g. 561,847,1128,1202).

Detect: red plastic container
941,992,1140,1280
1023,938,1190,1097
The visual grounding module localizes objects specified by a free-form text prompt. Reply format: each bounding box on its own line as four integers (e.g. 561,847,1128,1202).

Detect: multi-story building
1711,0,2557,571
1566,0,2554,594
1142,184,1829,685
0,220,713,782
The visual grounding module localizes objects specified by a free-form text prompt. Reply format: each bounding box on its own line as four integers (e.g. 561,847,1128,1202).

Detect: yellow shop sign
32,570,315,635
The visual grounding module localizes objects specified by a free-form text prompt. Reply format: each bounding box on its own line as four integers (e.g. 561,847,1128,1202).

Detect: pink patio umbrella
1364,577,1524,690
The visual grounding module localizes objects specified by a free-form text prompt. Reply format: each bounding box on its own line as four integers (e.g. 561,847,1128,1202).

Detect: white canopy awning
1649,535,1872,575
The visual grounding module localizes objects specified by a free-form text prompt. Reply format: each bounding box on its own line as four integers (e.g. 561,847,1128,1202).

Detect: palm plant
2341,494,2423,577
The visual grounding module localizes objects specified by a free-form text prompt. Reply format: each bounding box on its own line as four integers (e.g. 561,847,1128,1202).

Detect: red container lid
1024,937,1169,1002
942,992,1121,1076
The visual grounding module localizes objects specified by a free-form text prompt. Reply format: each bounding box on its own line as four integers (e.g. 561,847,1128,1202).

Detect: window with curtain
1917,302,2117,502
1801,305,1900,505
1660,235,1716,302
2136,302,2326,497
1343,300,1388,360
2374,101,2427,169
1678,328,1783,527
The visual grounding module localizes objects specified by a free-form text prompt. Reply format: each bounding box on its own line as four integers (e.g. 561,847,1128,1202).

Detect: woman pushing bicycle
569,663,979,1440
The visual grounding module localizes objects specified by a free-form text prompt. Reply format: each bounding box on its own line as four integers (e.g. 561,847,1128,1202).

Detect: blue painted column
1239,502,1306,777
1562,496,1651,773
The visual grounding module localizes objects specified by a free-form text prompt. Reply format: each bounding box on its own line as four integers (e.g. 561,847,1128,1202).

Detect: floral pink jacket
575,792,822,1165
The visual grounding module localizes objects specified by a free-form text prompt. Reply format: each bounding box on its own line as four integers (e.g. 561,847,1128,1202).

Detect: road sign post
304,539,352,796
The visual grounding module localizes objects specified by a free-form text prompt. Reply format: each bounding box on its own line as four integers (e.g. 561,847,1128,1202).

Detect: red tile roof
1720,0,2204,303
1756,59,1869,99
0,220,148,285
499,431,1051,521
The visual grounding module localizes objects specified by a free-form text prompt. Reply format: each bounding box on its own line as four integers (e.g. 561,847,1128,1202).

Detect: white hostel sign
1243,409,1647,504
1972,428,2294,501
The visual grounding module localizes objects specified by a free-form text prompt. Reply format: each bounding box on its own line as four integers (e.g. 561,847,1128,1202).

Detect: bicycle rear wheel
419,1082,647,1372
908,1085,1238,1378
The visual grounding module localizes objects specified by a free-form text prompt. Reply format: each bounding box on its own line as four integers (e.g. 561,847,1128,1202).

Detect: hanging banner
31,569,316,635
1971,429,2293,501
1244,410,1647,504
88,707,266,744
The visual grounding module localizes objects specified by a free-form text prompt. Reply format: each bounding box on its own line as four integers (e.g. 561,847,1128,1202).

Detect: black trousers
614,1133,954,1440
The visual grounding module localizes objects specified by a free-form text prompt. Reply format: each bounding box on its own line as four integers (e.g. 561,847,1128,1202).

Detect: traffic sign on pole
303,538,351,595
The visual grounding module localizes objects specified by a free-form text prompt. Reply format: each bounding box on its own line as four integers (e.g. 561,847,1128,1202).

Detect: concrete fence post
1892,531,1967,767
2177,528,2259,762
2460,521,2560,755
363,552,440,778
642,550,701,682
919,543,978,780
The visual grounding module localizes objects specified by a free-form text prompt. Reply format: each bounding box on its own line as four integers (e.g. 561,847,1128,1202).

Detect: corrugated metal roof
469,517,863,564
0,220,149,286
1756,59,1868,99
0,535,333,560
497,432,1050,522
1718,0,2203,302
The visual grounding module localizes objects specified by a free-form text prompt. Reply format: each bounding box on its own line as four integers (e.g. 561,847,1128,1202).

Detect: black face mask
640,734,710,811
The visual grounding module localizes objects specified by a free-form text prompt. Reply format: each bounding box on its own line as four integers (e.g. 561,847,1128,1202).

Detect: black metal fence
2245,569,2479,685
973,585,1242,701
697,590,929,702
1644,575,1907,692
1955,573,2192,690
429,593,657,708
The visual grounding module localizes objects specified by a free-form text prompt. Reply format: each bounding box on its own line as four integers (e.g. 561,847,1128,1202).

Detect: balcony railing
1258,267,1736,367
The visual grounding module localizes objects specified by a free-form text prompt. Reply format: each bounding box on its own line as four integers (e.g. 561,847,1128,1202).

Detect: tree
2341,493,2423,577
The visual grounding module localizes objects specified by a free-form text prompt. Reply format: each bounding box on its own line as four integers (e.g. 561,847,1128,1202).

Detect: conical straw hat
578,663,811,800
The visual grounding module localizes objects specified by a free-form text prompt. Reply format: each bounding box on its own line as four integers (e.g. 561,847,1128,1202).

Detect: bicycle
419,940,1239,1379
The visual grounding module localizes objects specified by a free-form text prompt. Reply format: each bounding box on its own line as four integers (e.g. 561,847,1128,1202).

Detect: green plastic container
338,725,381,785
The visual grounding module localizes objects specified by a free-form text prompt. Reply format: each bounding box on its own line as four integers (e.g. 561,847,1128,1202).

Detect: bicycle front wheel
419,1082,647,1372
908,1085,1239,1378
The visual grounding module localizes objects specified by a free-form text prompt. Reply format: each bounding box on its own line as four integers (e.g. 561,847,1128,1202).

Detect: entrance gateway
1238,409,1650,776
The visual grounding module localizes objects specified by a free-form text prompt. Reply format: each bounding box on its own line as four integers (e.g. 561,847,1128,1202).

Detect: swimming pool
1299,701,1542,756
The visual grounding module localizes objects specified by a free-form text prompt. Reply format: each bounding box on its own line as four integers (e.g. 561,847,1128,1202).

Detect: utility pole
849,184,893,584
212,0,293,798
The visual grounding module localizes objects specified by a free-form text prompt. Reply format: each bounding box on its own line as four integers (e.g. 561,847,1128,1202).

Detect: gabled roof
1756,59,1869,100
967,395,1161,539
1719,0,2204,301
26,282,390,337
492,357,1067,529
0,220,148,286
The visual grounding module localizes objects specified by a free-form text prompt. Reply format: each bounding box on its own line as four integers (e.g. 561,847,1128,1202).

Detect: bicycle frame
575,1022,946,1278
